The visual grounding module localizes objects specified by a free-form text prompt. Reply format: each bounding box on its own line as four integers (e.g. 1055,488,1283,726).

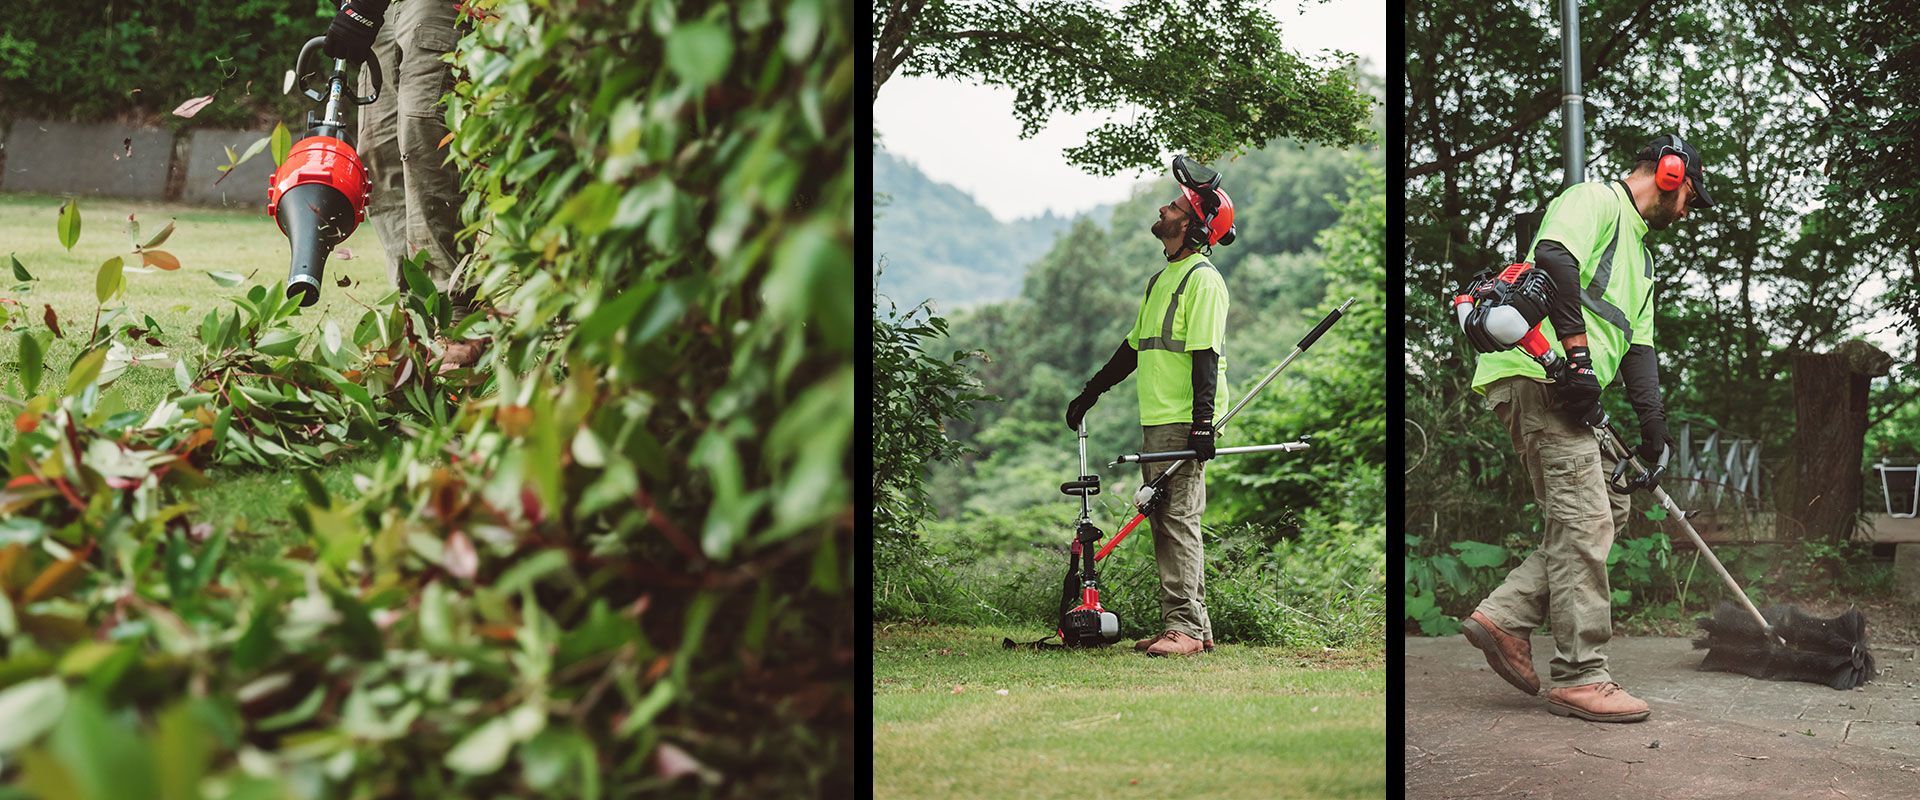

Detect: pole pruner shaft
1093,298,1355,561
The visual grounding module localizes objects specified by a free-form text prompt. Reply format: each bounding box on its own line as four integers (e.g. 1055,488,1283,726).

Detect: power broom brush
1594,423,1875,689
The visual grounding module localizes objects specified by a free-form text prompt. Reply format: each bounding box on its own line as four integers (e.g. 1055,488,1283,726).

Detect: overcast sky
874,0,1387,222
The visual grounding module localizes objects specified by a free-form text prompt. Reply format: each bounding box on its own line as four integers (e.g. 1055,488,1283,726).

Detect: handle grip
1060,477,1101,497
296,36,383,105
1298,298,1356,351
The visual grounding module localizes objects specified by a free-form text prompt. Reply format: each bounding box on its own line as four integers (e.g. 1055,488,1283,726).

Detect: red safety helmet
1173,155,1237,248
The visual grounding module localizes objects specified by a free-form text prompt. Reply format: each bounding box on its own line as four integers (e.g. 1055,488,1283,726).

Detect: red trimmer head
268,36,381,307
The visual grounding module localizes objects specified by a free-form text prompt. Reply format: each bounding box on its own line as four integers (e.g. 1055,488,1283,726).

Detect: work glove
1631,417,1673,489
1636,417,1672,465
1187,422,1216,462
1553,345,1604,426
1064,390,1100,432
324,0,391,62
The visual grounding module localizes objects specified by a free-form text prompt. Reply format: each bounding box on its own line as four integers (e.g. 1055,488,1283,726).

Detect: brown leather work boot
1460,611,1540,696
1133,632,1168,652
1545,681,1651,723
1146,630,1205,657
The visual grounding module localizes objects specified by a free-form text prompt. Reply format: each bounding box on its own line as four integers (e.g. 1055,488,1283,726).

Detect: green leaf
18,331,42,396
809,530,841,593
1644,505,1670,521
666,22,733,89
141,220,176,250
10,254,32,282
256,685,326,731
231,136,269,173
154,701,214,800
445,717,514,775
206,270,245,287
572,283,656,346
255,328,303,357
1450,540,1510,569
271,122,293,167
56,198,80,251
0,678,67,752
95,256,124,303
65,347,107,395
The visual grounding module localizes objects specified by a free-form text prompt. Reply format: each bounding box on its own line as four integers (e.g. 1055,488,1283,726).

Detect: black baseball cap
1634,134,1714,209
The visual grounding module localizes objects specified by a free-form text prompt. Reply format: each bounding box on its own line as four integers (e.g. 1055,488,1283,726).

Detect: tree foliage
872,0,1376,175
0,1,329,128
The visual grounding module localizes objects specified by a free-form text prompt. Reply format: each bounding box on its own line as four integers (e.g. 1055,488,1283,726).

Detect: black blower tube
276,182,358,307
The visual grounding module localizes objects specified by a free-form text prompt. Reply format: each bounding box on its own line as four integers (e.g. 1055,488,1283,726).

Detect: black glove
1554,345,1604,424
1064,390,1099,431
1187,422,1215,461
324,0,391,62
1636,417,1671,465
1065,342,1138,431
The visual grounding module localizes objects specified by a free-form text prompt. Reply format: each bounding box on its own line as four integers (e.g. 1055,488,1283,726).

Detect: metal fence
1670,421,1767,513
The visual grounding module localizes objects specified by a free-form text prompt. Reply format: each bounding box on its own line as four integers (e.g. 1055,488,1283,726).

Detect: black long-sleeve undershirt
1535,239,1586,339
1191,348,1218,424
1084,341,1138,395
1618,343,1666,428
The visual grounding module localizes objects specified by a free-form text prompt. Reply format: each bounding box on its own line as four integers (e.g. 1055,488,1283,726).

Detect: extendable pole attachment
1092,299,1355,562
1111,439,1312,467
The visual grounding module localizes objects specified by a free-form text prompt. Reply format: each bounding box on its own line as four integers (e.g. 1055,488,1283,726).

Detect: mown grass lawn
0,191,396,545
873,624,1386,799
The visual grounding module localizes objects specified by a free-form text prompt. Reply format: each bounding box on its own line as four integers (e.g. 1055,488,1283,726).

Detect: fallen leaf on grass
995,689,1009,696
950,685,965,695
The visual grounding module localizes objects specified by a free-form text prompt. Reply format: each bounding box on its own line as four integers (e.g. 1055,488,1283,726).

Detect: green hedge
0,1,330,129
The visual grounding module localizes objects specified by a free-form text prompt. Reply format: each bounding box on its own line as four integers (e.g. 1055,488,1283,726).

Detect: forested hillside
872,148,1084,307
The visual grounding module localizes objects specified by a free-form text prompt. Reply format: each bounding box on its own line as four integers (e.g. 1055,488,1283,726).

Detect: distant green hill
872,148,1086,309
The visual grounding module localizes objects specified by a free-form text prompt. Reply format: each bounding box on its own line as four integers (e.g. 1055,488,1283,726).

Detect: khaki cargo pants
1142,423,1211,642
1474,377,1632,687
359,2,470,308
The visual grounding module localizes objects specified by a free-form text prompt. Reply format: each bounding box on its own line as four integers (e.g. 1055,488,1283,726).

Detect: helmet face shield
1172,155,1219,194
1171,155,1235,249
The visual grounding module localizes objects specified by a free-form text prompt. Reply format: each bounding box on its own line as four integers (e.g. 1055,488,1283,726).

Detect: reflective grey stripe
1138,263,1215,352
1580,184,1634,339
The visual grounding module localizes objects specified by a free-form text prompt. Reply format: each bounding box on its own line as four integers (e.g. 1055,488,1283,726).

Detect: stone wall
1,118,278,209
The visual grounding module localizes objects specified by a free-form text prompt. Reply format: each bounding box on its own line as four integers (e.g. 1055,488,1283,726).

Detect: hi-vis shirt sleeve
1531,183,1612,280
1177,268,1229,352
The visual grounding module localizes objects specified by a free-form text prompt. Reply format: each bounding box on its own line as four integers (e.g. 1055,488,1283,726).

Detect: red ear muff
1655,151,1686,192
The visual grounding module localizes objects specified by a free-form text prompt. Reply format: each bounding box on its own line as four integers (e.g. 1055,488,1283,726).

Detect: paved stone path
1405,634,1920,798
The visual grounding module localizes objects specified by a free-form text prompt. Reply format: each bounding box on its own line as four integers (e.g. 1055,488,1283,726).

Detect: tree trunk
1778,340,1893,541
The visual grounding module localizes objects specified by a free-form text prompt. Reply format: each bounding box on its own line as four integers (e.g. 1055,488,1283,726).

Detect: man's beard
1151,216,1183,239
1646,192,1683,230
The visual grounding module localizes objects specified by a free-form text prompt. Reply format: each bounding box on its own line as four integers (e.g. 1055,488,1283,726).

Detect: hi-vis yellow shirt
1473,180,1655,392
1126,252,1230,426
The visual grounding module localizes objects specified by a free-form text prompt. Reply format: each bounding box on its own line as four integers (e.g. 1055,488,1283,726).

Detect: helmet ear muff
1654,134,1689,193
1655,152,1686,192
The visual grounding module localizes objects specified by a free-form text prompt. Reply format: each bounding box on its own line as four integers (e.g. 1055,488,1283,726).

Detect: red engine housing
267,136,370,222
